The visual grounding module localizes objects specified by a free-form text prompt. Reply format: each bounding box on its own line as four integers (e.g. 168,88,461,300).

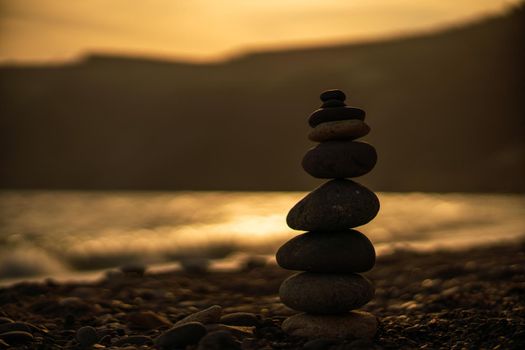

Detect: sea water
0,191,524,281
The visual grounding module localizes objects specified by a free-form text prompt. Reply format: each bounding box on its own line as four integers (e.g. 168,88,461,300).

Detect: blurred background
0,0,524,281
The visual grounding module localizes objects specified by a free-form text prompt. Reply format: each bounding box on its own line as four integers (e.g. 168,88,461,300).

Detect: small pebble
320,89,346,102
127,311,171,329
197,330,240,350
309,106,365,127
76,326,98,348
0,331,34,345
0,322,31,333
113,335,152,346
155,322,207,349
308,119,370,142
176,305,222,326
303,338,338,350
220,312,260,327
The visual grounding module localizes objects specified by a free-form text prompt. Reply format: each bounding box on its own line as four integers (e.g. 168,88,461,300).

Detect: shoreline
1,240,524,348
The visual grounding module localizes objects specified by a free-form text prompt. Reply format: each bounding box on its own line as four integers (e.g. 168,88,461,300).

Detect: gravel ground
1,240,524,349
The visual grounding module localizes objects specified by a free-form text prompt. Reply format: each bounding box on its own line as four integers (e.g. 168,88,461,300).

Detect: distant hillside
1,6,524,192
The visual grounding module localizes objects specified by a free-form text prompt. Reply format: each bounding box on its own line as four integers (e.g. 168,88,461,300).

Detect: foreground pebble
220,312,260,327
0,331,34,346
127,311,171,329
176,305,222,326
286,179,380,231
197,330,240,350
76,326,98,347
279,272,374,314
282,311,378,339
276,230,375,273
155,322,207,349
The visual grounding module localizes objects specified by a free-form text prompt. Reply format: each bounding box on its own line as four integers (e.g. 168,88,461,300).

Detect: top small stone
320,89,346,102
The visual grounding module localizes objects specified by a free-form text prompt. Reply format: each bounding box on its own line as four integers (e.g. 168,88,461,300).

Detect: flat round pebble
76,326,98,347
320,89,346,102
309,106,365,127
279,272,374,314
308,119,370,142
321,99,346,108
155,322,207,349
276,230,375,273
302,141,377,178
282,311,378,339
286,179,380,231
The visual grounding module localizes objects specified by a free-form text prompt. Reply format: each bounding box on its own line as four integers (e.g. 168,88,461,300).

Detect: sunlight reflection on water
1,191,524,279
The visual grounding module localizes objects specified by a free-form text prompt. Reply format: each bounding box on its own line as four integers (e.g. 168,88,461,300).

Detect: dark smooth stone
320,90,346,102
0,322,31,334
279,272,374,314
302,141,377,179
113,335,153,346
76,326,98,347
0,331,34,345
175,305,222,326
281,311,378,339
303,338,339,350
220,312,260,327
286,179,380,231
197,330,240,350
0,318,13,325
309,106,365,127
321,99,346,108
308,120,370,142
276,230,375,273
128,311,171,329
155,322,207,349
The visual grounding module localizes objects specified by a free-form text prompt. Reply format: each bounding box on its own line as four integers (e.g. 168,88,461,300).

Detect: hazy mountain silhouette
1,6,524,192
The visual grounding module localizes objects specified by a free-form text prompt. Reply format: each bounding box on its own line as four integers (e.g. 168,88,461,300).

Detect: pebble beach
1,240,524,349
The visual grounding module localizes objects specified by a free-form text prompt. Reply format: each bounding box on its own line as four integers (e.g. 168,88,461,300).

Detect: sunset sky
0,0,521,63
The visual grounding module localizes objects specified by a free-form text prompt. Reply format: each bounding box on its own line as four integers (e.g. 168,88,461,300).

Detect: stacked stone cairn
277,89,380,339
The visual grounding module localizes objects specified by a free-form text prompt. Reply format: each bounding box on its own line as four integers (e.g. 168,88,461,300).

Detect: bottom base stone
281,311,378,339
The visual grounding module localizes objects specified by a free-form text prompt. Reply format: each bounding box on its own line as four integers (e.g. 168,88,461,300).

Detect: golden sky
0,0,521,63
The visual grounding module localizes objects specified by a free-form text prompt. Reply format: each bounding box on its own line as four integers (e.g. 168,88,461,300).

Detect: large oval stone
286,179,380,231
308,106,365,127
279,272,374,314
276,230,375,273
282,311,378,339
308,120,370,142
302,141,377,178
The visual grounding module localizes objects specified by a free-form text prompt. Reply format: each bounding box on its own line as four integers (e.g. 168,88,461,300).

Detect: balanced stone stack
277,89,380,339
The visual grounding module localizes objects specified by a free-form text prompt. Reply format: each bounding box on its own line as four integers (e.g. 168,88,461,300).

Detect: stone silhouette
277,89,379,339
